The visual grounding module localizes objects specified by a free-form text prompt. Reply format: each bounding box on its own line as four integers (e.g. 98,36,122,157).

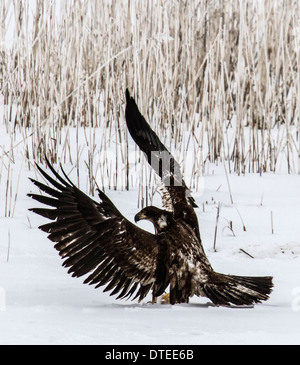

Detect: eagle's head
134,206,172,233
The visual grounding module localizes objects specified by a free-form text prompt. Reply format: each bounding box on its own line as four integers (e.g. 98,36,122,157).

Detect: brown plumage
27,90,273,306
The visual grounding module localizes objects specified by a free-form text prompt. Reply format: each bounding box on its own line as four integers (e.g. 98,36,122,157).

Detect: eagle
28,89,273,306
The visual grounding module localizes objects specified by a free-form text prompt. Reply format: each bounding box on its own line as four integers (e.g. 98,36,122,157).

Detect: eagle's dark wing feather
28,159,164,302
125,89,197,210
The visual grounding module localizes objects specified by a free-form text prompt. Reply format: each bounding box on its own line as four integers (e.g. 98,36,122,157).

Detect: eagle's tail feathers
201,273,273,306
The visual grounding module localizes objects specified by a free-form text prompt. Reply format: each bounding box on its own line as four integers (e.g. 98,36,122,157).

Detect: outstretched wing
28,159,165,302
125,89,200,240
125,89,197,210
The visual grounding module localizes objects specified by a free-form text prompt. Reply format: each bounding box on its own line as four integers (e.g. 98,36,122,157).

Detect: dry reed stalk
0,0,299,208
213,202,222,252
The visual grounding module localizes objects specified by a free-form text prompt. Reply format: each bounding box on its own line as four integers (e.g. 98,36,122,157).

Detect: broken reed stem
224,160,234,204
240,248,254,259
7,229,10,263
234,207,247,232
271,210,274,235
213,202,222,252
11,155,24,217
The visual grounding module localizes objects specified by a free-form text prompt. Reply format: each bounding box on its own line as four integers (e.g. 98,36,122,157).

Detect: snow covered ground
1,136,300,345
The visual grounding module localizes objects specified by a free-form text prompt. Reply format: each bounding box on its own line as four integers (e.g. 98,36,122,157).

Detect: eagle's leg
152,294,161,304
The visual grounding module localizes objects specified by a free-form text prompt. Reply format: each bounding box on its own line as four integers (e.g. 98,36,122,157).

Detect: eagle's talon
161,293,170,304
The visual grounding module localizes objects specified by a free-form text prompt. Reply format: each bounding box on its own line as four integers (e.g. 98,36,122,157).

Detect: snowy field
0,129,300,345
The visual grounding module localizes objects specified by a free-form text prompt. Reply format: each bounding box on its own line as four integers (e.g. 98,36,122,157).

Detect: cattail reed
0,0,299,208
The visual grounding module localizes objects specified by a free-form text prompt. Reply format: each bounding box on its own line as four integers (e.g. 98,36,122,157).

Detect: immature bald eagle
28,90,273,306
